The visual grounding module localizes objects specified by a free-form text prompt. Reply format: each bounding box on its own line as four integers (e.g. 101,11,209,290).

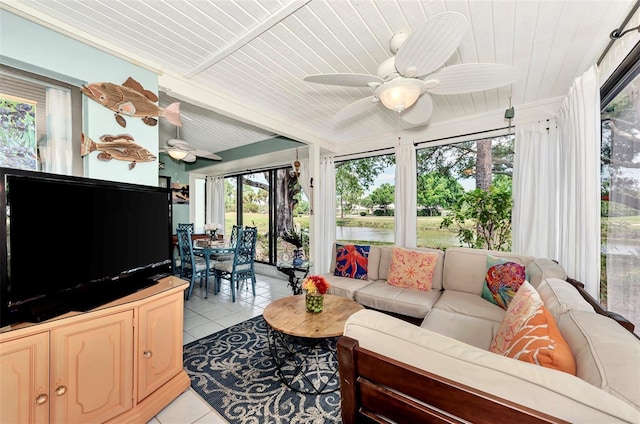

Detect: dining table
193,240,235,296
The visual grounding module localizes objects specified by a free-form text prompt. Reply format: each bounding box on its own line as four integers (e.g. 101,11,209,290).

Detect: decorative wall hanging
81,133,156,170
80,76,181,128
0,94,37,170
171,182,189,204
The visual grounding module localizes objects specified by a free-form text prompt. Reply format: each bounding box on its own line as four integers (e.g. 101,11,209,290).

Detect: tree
335,155,395,218
369,183,395,212
417,172,464,212
416,135,514,189
440,180,513,251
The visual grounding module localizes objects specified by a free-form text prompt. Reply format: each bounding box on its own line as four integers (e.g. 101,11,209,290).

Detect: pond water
336,226,459,248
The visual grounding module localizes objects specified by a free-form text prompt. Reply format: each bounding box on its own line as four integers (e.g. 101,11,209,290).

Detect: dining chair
213,227,257,302
174,223,194,277
176,226,212,300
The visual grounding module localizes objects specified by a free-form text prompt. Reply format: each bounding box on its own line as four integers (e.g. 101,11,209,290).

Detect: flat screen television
0,167,173,328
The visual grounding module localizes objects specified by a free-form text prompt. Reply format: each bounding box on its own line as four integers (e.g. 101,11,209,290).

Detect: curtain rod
413,126,510,147
597,0,640,66
333,146,394,160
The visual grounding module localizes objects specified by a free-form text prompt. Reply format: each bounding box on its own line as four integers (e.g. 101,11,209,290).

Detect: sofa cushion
379,246,445,290
324,274,373,300
354,282,441,318
386,247,438,292
526,258,568,289
334,243,370,279
558,309,640,410
481,257,527,309
490,282,576,375
421,308,500,350
443,247,534,294
433,290,505,322
537,278,594,321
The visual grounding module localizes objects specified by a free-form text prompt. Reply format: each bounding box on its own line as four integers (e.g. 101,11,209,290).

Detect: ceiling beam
184,0,311,78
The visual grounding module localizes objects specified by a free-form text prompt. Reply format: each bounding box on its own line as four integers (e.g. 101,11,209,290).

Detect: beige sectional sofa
325,245,640,423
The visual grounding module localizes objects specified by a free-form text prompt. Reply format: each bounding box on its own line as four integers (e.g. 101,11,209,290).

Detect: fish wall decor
81,76,181,128
81,133,157,170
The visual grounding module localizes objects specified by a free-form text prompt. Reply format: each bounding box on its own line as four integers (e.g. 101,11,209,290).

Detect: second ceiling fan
303,12,518,127
161,127,222,162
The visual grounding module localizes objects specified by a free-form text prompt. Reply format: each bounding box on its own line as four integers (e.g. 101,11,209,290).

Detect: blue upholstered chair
176,226,212,300
213,227,257,302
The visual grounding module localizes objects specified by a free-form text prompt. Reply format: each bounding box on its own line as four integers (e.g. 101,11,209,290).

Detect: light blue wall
159,153,190,232
0,10,159,186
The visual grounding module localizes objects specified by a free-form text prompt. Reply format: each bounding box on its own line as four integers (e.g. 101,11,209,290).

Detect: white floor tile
155,389,211,424
187,321,226,339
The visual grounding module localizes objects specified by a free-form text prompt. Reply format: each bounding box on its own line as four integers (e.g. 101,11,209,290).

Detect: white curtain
394,140,417,247
317,156,336,274
512,121,560,259
206,176,226,235
556,65,601,297
40,87,72,174
299,158,311,201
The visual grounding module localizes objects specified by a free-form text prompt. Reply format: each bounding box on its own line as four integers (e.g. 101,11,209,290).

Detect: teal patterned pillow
481,255,527,310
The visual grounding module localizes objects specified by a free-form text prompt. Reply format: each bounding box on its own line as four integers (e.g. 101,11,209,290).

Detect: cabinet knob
35,394,48,405
55,385,67,396
143,350,153,358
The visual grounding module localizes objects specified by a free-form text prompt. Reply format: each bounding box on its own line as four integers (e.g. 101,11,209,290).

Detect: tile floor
146,272,293,424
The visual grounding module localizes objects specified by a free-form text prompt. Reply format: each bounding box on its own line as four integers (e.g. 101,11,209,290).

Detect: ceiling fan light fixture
376,78,424,112
168,149,188,160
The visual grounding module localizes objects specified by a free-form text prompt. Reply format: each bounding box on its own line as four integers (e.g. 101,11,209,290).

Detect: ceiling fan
160,127,222,162
303,12,518,127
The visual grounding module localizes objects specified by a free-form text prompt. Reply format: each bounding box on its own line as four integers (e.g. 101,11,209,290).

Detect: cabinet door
50,310,133,424
0,332,49,424
137,291,184,401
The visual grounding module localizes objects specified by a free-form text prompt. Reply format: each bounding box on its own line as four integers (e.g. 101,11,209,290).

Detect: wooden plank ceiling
3,0,635,166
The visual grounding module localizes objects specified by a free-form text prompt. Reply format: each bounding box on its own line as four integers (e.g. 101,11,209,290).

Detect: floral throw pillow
334,244,370,280
481,255,527,310
490,281,576,375
386,247,438,292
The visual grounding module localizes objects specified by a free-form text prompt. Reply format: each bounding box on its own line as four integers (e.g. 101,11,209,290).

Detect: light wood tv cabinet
0,276,190,424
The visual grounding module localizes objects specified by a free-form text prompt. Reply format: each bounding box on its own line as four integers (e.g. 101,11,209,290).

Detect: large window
223,166,307,265
416,135,514,250
600,48,640,331
335,154,395,245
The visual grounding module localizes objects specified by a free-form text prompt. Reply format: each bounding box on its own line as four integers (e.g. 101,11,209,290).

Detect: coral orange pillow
386,247,438,292
490,281,576,375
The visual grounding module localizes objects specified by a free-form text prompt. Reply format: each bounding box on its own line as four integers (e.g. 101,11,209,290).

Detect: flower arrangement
302,275,330,295
204,223,223,239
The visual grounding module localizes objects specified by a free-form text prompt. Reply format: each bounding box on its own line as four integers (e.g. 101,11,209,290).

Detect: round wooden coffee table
263,294,364,394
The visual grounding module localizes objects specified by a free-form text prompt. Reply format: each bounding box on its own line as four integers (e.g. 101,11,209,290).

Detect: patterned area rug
183,315,342,423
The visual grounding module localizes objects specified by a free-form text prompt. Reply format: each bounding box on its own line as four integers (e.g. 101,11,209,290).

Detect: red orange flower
302,275,330,294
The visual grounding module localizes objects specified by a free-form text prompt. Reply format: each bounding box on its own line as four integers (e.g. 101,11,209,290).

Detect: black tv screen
0,168,173,328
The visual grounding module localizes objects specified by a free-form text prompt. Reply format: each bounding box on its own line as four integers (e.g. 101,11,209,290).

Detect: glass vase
305,292,324,313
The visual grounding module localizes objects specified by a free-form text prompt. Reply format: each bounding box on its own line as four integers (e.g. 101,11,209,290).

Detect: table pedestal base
266,326,340,394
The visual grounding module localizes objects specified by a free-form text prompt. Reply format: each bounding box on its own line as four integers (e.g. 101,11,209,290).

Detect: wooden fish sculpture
81,76,181,128
81,133,157,170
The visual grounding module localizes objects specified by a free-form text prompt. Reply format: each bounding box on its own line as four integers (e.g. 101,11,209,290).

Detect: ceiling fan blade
399,93,433,126
304,73,383,88
193,150,222,161
335,96,380,122
166,138,195,150
182,153,197,163
395,12,467,78
425,63,518,95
